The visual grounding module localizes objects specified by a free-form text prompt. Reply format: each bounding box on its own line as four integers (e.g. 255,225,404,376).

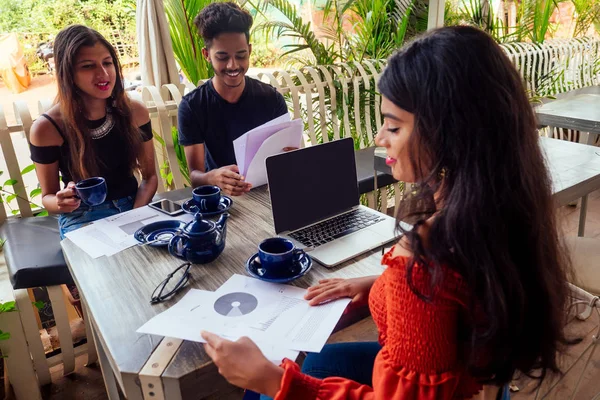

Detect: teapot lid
183,213,214,236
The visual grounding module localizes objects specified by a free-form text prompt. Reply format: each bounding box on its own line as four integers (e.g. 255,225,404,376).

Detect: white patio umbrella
427,0,445,30
136,0,180,87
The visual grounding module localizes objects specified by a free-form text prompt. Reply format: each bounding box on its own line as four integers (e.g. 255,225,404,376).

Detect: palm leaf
164,0,217,83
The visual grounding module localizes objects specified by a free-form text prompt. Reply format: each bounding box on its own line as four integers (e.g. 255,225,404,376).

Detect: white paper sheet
137,275,350,359
233,114,291,175
65,205,193,258
233,115,304,188
244,122,303,187
136,289,298,364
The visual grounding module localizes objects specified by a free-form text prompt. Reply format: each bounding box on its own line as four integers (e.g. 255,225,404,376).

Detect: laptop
265,137,399,267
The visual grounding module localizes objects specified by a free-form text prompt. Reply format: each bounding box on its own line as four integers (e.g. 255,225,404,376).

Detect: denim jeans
58,196,134,239
257,341,511,400
257,342,381,400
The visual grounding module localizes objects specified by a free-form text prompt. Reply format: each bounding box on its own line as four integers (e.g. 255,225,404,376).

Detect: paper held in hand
233,114,304,188
137,274,351,363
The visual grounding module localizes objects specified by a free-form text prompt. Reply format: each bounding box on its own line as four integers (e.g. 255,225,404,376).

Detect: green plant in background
514,0,562,43
164,0,220,85
0,301,44,348
0,302,17,343
153,128,191,189
249,43,282,67
0,167,46,217
460,0,512,42
571,0,600,37
253,0,336,65
251,0,421,66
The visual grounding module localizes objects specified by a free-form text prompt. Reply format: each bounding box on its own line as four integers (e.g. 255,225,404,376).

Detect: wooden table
374,136,600,236
535,93,600,145
61,188,387,400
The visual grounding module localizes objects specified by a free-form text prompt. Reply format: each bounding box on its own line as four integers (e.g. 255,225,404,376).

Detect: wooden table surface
540,136,600,206
61,187,388,399
535,93,600,136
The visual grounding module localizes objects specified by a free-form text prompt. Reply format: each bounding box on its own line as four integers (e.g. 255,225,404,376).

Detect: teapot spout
216,212,229,230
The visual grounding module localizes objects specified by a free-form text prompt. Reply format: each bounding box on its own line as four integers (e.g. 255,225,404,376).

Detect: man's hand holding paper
208,165,252,196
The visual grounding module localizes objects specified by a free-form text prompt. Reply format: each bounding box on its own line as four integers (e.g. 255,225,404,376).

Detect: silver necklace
88,111,115,140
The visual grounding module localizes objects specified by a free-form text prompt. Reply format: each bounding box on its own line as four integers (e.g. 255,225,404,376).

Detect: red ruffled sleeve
273,251,483,400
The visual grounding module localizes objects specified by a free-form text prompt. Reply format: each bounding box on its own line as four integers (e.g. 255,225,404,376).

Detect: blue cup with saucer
245,238,311,283
192,185,222,212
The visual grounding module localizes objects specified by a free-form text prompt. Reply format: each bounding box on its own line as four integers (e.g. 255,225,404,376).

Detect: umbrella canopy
137,0,180,87
428,0,446,30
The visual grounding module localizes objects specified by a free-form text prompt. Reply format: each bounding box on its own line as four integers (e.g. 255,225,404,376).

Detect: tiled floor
1,192,600,400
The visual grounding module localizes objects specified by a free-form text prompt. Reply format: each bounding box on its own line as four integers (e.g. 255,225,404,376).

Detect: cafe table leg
578,194,588,237
81,300,98,366
91,322,121,400
83,297,121,400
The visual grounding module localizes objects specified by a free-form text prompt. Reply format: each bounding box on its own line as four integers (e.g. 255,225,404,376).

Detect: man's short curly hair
194,2,253,47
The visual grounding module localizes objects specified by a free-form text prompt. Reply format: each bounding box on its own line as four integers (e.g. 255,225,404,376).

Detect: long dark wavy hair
53,25,142,181
379,26,572,385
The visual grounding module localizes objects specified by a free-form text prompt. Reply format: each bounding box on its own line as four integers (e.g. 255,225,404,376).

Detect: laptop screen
266,137,360,234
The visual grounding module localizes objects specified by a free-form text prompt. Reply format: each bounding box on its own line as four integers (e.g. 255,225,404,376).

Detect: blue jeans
58,196,134,239
258,342,381,400
257,341,511,400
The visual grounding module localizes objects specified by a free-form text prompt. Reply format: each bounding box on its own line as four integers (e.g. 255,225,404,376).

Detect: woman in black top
29,25,158,239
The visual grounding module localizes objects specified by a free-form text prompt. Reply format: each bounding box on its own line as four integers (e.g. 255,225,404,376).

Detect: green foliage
514,0,561,43
0,302,16,313
0,165,44,216
255,0,334,65
164,0,218,84
250,43,282,67
0,0,137,75
460,0,512,42
0,301,45,345
0,0,136,37
0,301,17,341
571,0,600,37
152,128,191,189
252,0,422,66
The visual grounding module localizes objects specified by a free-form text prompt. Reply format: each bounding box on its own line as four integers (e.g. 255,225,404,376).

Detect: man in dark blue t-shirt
178,2,288,196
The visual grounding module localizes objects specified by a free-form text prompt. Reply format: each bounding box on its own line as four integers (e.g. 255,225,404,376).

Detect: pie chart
213,292,258,317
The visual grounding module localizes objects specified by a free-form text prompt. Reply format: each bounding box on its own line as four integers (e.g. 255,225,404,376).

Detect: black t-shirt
29,113,153,201
177,76,288,171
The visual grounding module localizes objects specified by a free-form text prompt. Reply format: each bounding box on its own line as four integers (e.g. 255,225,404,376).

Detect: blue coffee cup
75,177,107,206
258,237,306,277
192,185,221,211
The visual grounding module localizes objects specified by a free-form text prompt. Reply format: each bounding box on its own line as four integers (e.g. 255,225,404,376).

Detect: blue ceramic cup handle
169,235,188,259
293,249,306,263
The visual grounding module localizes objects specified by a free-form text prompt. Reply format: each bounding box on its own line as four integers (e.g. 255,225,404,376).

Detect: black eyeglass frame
150,262,192,304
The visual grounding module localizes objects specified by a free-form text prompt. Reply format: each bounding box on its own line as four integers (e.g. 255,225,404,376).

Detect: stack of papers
233,114,304,188
137,274,351,364
64,205,192,258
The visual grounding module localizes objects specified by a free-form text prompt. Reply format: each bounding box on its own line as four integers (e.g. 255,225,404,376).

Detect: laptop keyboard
288,209,384,248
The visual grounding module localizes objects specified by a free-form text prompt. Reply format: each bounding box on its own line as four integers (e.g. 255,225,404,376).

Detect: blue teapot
168,212,228,264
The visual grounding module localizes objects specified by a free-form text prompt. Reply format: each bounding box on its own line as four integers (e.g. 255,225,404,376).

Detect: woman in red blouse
201,26,572,399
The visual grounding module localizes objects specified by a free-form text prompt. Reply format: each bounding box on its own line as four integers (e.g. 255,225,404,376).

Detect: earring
438,168,447,179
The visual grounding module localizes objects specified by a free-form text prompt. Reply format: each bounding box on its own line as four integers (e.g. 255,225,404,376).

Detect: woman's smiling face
375,96,418,183
73,42,116,101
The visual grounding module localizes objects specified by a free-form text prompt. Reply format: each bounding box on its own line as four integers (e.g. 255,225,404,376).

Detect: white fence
1,36,600,219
